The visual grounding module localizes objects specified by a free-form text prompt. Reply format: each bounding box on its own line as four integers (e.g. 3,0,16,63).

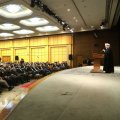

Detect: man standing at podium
102,43,114,73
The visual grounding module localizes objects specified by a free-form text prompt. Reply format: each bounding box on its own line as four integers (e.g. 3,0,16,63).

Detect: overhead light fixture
6,4,21,13
30,0,71,31
67,9,71,12
100,25,104,29
13,29,34,34
61,21,65,25
73,17,76,20
80,27,86,31
0,33,14,37
36,26,59,32
100,19,108,29
0,4,33,18
0,23,20,30
70,28,74,33
20,17,49,26
90,26,94,28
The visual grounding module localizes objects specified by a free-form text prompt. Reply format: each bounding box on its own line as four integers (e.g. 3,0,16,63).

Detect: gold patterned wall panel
1,49,11,62
31,46,48,62
49,35,72,45
13,39,29,47
0,34,72,64
0,41,12,48
14,48,28,62
1,49,11,56
30,37,48,46
50,46,68,63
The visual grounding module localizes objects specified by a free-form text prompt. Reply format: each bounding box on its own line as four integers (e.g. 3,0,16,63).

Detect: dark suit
103,48,114,73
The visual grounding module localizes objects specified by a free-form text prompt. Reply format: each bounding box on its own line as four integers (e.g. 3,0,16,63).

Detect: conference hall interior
0,0,120,120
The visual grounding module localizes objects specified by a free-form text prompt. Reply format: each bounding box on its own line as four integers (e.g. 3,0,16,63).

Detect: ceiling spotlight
90,26,94,28
63,27,66,31
67,27,70,30
30,0,71,31
67,9,71,12
61,21,65,25
100,25,103,29
100,19,107,29
31,0,39,7
73,17,76,19
70,29,74,33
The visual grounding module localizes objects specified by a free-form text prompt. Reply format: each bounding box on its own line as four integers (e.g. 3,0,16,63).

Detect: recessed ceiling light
81,27,86,31
100,25,104,29
67,9,71,12
13,29,34,34
0,4,32,18
73,17,76,19
76,20,78,22
90,26,94,28
67,27,70,30
36,26,59,32
70,29,74,33
6,4,21,13
70,28,74,33
0,23,20,30
61,21,65,25
20,17,49,26
0,33,14,37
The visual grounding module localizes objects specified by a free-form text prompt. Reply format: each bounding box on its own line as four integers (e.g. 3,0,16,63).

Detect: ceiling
0,0,119,40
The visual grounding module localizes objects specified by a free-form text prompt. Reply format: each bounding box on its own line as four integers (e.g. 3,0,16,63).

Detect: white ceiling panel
0,0,119,40
43,0,86,30
73,0,106,27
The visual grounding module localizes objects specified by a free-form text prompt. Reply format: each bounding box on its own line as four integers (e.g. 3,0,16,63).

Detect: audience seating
0,61,69,93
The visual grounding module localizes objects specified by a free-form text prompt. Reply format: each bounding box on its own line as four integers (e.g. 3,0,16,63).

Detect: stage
6,66,120,120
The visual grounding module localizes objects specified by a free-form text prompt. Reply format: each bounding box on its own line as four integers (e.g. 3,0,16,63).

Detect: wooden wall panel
50,46,68,63
1,49,11,56
30,37,48,46
31,46,48,62
0,41,12,48
73,30,120,67
14,48,28,61
13,39,29,47
0,34,72,64
49,35,72,45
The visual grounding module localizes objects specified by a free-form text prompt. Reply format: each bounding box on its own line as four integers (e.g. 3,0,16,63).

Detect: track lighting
30,0,71,31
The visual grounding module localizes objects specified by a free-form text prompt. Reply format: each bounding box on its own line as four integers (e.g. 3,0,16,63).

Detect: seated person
0,77,13,91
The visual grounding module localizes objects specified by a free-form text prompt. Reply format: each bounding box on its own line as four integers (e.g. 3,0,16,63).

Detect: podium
91,53,104,73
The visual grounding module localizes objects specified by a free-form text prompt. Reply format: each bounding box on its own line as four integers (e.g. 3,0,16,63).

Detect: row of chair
0,61,69,93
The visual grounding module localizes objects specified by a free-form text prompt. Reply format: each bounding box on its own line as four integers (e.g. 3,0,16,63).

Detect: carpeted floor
0,80,38,113
20,81,37,88
6,66,120,120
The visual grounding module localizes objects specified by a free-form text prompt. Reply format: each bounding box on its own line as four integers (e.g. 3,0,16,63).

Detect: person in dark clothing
0,77,13,91
20,58,24,65
103,43,114,73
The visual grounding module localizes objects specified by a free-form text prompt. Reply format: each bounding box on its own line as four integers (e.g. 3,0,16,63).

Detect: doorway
2,56,11,62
